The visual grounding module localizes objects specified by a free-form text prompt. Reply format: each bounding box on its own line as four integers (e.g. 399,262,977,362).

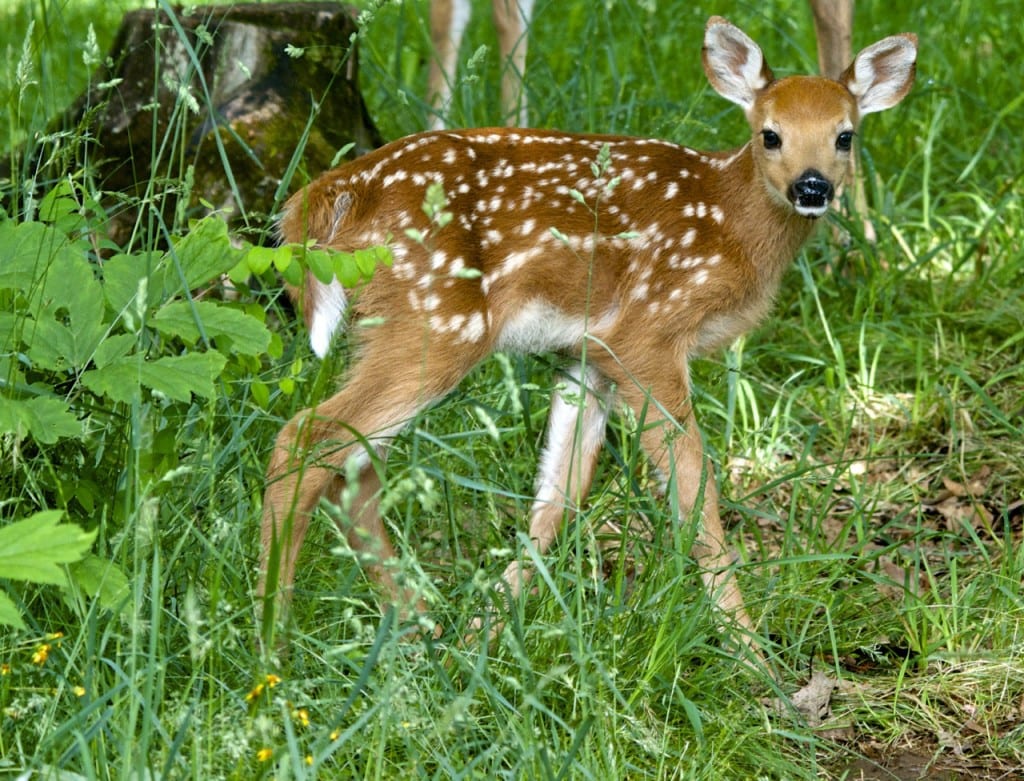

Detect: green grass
2,0,1023,779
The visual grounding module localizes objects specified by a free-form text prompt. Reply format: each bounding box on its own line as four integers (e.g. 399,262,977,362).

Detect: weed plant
1,1,1022,779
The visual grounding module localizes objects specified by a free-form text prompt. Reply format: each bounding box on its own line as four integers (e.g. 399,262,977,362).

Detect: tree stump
3,2,382,246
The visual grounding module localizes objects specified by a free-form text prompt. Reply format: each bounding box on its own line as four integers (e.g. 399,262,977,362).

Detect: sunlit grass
1,0,1022,778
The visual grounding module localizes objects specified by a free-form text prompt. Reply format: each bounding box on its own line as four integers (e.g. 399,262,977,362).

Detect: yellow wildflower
256,748,273,762
32,644,50,665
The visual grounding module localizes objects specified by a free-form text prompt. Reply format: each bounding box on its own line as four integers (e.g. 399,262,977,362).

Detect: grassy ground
1,0,1022,779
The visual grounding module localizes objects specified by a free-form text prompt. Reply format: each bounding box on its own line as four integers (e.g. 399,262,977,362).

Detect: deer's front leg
604,353,759,656
662,410,752,637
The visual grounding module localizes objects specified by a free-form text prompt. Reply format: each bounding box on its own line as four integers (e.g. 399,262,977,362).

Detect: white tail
260,17,917,654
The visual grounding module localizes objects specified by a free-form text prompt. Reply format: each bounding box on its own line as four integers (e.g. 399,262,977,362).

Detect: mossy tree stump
3,2,382,246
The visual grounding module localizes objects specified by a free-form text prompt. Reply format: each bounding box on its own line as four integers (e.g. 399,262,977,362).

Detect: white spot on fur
461,312,486,343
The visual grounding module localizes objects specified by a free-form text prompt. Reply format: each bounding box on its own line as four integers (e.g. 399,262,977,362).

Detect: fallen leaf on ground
765,669,837,727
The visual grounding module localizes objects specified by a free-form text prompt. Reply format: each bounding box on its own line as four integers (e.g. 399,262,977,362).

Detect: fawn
260,17,917,654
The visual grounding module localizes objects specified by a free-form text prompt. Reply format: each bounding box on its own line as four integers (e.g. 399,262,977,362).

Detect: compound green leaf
169,216,243,290
0,511,95,585
0,589,26,630
82,351,227,403
67,555,132,616
0,396,80,443
153,300,271,355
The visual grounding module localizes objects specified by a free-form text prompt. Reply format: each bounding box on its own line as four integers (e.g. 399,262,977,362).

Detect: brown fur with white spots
260,17,916,659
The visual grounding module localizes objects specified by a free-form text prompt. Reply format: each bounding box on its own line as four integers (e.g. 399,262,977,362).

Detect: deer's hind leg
259,323,489,642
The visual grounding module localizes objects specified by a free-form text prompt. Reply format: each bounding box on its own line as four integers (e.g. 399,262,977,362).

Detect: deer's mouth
789,170,834,217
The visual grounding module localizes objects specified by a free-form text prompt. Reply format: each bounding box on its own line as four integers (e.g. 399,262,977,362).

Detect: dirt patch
833,742,1020,780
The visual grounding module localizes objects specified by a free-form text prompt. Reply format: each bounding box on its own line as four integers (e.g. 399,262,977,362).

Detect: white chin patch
795,204,829,219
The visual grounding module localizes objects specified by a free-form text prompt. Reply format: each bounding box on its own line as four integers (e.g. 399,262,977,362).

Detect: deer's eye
761,129,781,150
836,131,854,152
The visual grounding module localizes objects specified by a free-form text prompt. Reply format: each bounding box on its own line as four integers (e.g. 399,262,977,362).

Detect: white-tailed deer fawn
260,17,916,654
427,1,876,240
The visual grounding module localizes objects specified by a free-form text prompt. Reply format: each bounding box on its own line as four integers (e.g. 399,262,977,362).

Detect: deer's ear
702,16,774,113
842,33,918,116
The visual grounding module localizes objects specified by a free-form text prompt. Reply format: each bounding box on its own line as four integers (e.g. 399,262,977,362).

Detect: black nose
788,169,834,215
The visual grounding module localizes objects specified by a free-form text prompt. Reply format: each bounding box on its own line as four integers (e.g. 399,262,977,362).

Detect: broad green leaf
0,511,95,585
244,244,286,276
0,221,48,289
25,314,106,372
102,251,167,315
82,352,227,403
306,248,335,285
0,311,17,345
333,251,362,287
38,179,94,236
153,300,271,355
92,333,136,369
142,352,227,400
0,589,26,630
373,244,393,267
2,243,107,371
169,216,243,290
0,221,83,300
251,378,270,409
0,396,80,443
4,224,99,328
21,317,76,371
226,256,252,286
272,248,291,272
67,554,132,616
353,247,375,277
280,256,304,287
80,359,142,404
38,179,80,222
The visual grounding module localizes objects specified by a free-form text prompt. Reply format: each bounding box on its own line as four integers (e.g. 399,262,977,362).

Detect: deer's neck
714,143,819,285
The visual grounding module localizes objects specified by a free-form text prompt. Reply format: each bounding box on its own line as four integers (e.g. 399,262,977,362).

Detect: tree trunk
3,2,382,246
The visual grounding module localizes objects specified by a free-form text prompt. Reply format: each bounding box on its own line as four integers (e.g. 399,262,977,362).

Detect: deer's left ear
702,16,775,113
842,33,918,116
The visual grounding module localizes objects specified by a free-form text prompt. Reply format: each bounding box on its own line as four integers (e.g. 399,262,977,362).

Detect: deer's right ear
702,16,774,113
843,33,918,116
